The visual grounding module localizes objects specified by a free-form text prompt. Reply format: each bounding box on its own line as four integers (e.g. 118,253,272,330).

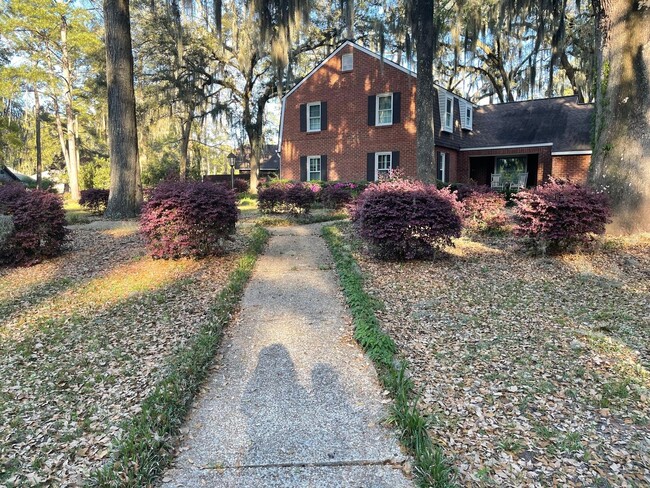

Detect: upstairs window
460,101,473,130
376,93,393,126
443,95,453,132
307,102,321,132
341,53,353,71
308,155,322,181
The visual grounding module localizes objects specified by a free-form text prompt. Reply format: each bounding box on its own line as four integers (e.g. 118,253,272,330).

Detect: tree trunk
590,0,650,232
246,128,261,193
60,16,80,201
34,88,42,189
560,52,585,103
412,0,436,183
179,115,192,181
104,0,143,218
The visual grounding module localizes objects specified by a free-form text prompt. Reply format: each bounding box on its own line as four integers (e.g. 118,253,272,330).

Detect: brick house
278,41,594,187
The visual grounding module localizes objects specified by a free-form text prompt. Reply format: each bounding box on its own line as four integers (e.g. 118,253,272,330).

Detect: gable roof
0,165,21,183
462,96,594,152
281,40,473,105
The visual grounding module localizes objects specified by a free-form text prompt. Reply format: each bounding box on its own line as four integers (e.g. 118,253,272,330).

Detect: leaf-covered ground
0,222,248,486
349,225,650,487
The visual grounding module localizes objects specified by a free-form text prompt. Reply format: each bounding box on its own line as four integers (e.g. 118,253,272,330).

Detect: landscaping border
90,225,270,487
322,223,456,488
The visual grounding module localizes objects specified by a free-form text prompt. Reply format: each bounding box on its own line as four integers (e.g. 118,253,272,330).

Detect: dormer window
341,53,353,71
443,95,453,132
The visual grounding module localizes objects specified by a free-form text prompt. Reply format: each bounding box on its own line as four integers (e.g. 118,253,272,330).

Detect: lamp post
227,152,236,189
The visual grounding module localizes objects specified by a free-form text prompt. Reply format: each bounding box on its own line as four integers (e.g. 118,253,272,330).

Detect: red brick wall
551,154,591,183
281,45,417,181
458,146,553,184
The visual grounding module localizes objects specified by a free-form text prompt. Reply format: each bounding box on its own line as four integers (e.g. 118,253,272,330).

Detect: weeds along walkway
164,223,412,487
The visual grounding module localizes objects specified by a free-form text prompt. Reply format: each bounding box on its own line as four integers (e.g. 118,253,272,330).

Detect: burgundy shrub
320,183,357,209
284,183,316,214
257,184,286,214
352,180,463,260
460,191,508,232
79,189,110,215
0,185,68,265
140,181,238,259
513,178,611,252
455,184,494,202
233,178,249,194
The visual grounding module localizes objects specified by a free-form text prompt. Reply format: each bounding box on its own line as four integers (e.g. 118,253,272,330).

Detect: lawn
343,223,650,486
0,222,254,485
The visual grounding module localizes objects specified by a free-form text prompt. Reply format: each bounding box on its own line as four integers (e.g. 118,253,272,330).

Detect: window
376,93,393,126
495,156,527,182
307,102,321,132
465,105,472,129
341,53,353,71
308,155,321,181
375,152,392,179
437,152,448,183
443,95,453,131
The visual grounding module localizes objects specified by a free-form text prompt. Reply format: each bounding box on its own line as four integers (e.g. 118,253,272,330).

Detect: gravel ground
0,223,249,486
349,225,650,487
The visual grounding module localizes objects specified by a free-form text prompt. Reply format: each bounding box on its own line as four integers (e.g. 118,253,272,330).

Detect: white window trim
375,151,392,180
341,53,353,71
375,92,393,127
437,152,447,183
306,102,321,132
462,105,473,130
307,155,321,181
443,95,454,132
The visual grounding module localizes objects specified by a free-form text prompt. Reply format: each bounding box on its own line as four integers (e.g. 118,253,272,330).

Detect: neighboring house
0,165,21,184
278,41,593,186
234,144,280,177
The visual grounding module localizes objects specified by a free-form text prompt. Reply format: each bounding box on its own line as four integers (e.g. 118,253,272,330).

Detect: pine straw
0,224,251,486
348,224,650,487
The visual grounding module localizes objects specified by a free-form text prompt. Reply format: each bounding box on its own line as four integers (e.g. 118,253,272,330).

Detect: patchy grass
64,200,94,225
0,223,268,486
347,224,650,487
323,223,456,488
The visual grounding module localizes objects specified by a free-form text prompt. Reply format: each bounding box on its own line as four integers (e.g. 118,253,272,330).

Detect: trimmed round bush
0,183,68,265
319,183,357,209
233,178,249,194
140,181,238,259
79,188,110,215
284,183,316,214
513,178,611,252
352,180,462,260
258,184,286,214
460,189,507,232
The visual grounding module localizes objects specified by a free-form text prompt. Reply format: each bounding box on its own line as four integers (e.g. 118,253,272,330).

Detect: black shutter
300,104,307,132
392,151,400,170
367,95,376,126
321,101,327,131
300,156,307,181
321,155,328,181
367,152,375,181
392,92,401,124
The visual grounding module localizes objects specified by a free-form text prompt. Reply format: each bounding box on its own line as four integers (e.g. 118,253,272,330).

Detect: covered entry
469,154,539,187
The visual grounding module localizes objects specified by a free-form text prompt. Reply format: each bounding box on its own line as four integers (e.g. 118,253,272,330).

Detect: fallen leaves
0,223,250,485
352,227,650,487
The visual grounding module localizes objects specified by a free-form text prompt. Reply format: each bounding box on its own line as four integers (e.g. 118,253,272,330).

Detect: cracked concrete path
163,223,412,487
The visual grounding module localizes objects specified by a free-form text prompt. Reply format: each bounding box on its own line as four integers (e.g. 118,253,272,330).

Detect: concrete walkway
164,223,412,487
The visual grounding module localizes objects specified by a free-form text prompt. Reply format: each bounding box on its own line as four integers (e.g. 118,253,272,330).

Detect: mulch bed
0,223,249,486
349,225,650,486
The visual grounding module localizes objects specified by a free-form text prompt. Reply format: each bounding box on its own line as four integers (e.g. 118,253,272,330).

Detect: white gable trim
460,143,554,152
551,150,592,156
